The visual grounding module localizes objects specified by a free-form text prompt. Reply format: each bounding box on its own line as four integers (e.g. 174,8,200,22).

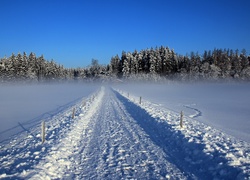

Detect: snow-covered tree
110,55,120,76
122,59,130,78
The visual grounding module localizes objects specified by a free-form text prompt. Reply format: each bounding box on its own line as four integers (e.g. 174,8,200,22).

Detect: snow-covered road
73,87,185,179
0,86,250,179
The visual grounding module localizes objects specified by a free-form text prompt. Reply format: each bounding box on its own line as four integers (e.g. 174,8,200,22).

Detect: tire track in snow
183,104,202,118
73,87,186,179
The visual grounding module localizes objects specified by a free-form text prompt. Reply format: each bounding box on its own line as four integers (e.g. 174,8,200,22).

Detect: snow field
1,85,250,179
0,87,104,179
27,87,105,179
113,83,250,143
116,89,250,179
0,83,99,141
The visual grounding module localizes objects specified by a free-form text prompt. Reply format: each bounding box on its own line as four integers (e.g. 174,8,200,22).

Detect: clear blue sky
1,0,250,68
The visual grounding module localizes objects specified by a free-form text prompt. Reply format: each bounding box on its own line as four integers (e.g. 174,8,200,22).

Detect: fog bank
114,82,250,142
0,83,99,141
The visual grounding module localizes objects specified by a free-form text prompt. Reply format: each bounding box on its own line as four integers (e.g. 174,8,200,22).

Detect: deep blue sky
1,0,250,67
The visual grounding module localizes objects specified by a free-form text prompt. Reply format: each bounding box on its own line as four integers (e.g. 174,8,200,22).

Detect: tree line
1,46,250,83
0,52,108,83
109,46,250,81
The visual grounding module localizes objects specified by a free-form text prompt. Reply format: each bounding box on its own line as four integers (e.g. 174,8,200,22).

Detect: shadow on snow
114,90,243,180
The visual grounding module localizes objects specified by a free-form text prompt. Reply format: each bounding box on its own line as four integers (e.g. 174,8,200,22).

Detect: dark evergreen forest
1,46,250,83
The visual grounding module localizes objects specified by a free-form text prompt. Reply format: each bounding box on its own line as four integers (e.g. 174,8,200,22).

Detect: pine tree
149,51,156,74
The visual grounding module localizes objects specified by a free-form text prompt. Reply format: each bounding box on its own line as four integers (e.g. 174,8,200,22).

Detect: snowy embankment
0,85,250,179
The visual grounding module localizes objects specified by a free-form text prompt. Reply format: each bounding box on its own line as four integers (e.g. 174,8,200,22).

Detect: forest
1,46,250,82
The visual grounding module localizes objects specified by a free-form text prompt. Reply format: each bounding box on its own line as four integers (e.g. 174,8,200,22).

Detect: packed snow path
30,87,185,179
0,86,250,179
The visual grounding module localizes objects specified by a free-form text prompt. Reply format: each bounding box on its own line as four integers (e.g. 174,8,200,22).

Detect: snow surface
114,82,250,143
0,83,99,142
0,84,250,179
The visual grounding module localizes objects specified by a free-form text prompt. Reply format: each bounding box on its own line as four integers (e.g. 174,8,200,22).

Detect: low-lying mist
114,81,250,142
0,82,100,141
1,80,250,143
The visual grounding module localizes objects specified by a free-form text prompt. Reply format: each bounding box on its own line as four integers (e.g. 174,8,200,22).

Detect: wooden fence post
72,107,76,119
180,111,183,128
41,121,45,144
